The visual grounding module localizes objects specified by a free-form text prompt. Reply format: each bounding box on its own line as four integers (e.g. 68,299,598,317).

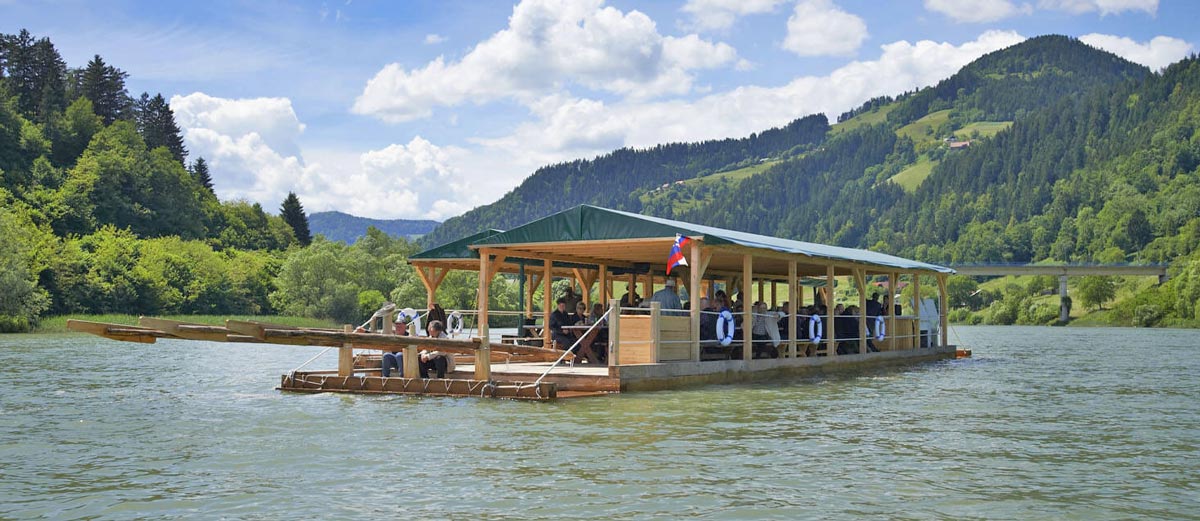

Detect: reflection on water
1,326,1197,519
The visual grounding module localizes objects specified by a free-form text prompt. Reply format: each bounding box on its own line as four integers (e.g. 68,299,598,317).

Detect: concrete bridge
949,263,1170,321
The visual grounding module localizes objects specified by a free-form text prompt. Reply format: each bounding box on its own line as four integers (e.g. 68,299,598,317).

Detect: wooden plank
225,320,266,340
912,272,921,350
649,302,661,363
280,373,557,400
339,324,354,377
938,273,949,348
608,299,621,366
138,317,230,342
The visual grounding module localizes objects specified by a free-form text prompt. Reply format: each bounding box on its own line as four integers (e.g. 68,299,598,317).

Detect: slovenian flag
666,234,690,275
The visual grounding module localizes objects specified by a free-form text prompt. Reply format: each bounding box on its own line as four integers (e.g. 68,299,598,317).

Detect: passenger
418,320,456,378
865,293,883,338
777,302,791,339
427,303,448,330
589,302,606,325
883,295,902,316
620,290,641,308
381,317,408,377
699,297,717,341
647,278,684,314
834,305,857,355
548,297,575,350
865,293,883,317
573,301,590,325
563,287,582,312
750,302,780,359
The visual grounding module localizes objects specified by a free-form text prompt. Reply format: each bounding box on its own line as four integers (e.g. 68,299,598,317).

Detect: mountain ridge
308,211,439,243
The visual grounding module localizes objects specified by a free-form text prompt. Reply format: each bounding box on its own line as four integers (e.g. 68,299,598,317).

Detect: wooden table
562,324,605,364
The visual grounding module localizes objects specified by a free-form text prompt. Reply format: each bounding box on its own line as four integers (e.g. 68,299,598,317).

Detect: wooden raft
65,318,571,401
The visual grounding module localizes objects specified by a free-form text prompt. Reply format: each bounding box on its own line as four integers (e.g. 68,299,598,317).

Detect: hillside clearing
889,156,938,192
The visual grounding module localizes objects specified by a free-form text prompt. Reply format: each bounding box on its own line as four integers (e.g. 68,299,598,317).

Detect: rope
532,308,611,388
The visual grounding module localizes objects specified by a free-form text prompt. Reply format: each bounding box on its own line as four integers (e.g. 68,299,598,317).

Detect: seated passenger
548,297,575,350
573,301,590,325
381,317,408,377
699,297,717,341
418,320,456,378
750,302,779,359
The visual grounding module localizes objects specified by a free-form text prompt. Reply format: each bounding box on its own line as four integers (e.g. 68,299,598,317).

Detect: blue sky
2,0,1196,220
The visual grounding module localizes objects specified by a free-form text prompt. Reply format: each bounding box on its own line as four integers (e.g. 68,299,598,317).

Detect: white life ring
397,307,421,335
715,309,736,346
875,315,886,342
447,311,464,335
808,315,823,344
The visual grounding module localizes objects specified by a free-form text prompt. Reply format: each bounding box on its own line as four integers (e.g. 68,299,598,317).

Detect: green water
1,327,1197,519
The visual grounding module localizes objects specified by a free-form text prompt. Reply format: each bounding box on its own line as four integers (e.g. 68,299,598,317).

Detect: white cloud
782,0,869,57
475,31,1026,180
352,0,738,122
680,0,785,31
1039,0,1157,15
423,33,446,44
172,92,477,220
924,0,1033,23
1079,33,1193,70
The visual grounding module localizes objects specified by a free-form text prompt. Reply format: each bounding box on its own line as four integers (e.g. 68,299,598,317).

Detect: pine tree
280,192,312,246
0,30,67,122
81,54,131,125
190,157,214,193
136,92,187,164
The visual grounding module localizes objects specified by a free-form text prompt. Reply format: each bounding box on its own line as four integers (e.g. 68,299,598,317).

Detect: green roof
410,229,502,260
466,205,954,274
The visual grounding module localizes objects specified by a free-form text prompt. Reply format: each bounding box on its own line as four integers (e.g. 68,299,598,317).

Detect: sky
2,0,1197,221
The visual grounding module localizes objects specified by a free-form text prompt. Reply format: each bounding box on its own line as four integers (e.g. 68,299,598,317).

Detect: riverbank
32,314,338,334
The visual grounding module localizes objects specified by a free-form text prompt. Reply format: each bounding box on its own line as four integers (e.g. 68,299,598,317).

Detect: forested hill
424,35,1149,249
420,113,831,246
309,211,438,243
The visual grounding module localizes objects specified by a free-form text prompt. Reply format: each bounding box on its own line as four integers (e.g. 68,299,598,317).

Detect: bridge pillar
1059,275,1070,322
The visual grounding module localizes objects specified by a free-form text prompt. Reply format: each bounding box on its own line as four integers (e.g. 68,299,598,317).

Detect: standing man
647,278,684,315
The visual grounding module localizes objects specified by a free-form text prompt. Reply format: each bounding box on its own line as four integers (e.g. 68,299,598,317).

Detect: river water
1,326,1197,520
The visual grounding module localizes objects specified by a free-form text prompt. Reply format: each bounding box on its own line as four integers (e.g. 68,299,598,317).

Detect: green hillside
421,35,1200,328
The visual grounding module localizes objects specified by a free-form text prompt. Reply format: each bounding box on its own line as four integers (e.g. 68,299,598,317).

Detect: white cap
664,279,676,287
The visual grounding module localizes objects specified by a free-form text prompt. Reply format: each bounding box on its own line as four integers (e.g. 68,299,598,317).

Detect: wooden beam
889,271,898,351
788,260,797,358
743,254,753,362
826,264,836,358
543,258,553,348
689,241,705,362
912,272,921,350
855,268,867,355
938,273,949,348
138,317,229,342
608,299,621,367
650,301,662,363
476,249,492,381
339,324,354,377
598,264,609,303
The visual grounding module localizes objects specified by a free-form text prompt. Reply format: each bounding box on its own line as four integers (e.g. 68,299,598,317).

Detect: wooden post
888,271,898,351
689,241,702,362
608,299,621,366
912,273,921,350
742,254,753,362
771,281,777,308
650,301,662,363
757,280,765,304
524,273,534,318
476,250,492,380
641,273,651,303
855,269,867,355
788,261,797,358
599,264,608,304
543,258,553,348
338,324,354,377
826,264,836,357
938,273,949,348
628,272,636,304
